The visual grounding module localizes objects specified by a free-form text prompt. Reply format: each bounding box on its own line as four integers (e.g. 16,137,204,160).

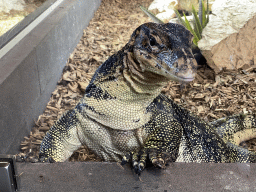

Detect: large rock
0,0,25,13
198,0,256,73
148,0,178,23
148,0,215,23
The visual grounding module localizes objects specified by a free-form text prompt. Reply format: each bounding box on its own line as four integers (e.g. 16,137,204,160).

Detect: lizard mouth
163,68,195,83
134,48,197,83
178,77,195,82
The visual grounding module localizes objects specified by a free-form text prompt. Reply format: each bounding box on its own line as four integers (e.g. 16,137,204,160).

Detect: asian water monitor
39,22,256,174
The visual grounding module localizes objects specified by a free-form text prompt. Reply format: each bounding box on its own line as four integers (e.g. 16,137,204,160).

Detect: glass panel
0,0,48,36
0,0,57,49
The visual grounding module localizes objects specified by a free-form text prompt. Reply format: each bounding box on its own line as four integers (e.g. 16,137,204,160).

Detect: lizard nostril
183,64,188,70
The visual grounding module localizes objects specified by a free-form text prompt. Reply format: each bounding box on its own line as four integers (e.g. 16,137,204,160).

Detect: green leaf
199,0,203,25
183,13,199,46
202,1,209,28
203,0,210,28
174,9,186,26
139,6,164,24
206,0,210,27
191,5,202,36
202,1,206,27
207,0,209,16
192,17,201,42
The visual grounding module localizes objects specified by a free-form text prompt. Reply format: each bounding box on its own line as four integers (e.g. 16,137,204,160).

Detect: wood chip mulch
16,0,256,163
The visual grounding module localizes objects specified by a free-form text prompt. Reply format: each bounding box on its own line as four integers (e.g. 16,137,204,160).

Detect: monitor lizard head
127,22,197,83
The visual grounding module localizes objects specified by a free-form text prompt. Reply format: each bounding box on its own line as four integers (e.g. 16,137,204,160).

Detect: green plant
139,6,164,24
140,0,210,47
175,0,209,47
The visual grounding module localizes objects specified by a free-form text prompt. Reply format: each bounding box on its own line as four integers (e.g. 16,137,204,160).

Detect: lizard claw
38,154,56,163
121,152,132,165
149,150,171,168
133,162,145,175
121,149,170,175
121,151,146,175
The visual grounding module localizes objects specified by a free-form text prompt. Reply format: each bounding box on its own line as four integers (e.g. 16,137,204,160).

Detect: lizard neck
122,51,169,98
82,51,169,130
96,51,169,107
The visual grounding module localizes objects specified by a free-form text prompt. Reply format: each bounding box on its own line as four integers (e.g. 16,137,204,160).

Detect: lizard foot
38,154,56,163
121,148,171,175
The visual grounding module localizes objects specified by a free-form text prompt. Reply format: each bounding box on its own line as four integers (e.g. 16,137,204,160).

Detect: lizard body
39,22,256,173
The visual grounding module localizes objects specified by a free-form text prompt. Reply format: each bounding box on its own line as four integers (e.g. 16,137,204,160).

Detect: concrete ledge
0,0,101,154
17,162,256,191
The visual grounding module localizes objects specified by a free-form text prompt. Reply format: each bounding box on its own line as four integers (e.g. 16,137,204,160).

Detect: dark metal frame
0,154,18,192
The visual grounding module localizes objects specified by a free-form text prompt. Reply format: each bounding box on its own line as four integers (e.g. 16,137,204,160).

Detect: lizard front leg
39,109,83,162
122,112,182,175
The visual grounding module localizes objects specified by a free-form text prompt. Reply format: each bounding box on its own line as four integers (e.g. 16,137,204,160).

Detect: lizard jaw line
171,76,194,83
180,77,194,82
164,68,195,82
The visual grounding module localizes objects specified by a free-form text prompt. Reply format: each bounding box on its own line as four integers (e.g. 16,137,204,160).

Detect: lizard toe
38,154,56,163
121,152,132,165
134,162,145,175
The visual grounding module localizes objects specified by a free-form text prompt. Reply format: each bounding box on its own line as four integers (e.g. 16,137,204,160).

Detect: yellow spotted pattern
39,23,256,170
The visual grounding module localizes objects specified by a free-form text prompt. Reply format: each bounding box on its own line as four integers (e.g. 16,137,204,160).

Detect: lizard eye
149,37,157,46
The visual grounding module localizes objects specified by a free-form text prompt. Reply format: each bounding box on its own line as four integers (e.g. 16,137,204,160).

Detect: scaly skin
39,22,256,174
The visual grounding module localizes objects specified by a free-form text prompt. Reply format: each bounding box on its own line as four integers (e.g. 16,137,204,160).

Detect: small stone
78,81,89,92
